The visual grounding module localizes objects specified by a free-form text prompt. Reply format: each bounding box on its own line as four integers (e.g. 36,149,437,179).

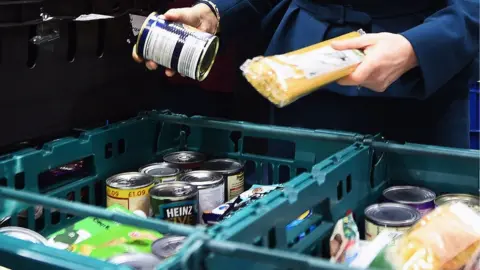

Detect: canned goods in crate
136,12,219,81
106,172,154,216
163,151,206,172
181,170,225,224
150,182,199,225
382,186,436,216
151,235,186,259
0,226,48,244
435,193,480,213
202,158,245,201
108,253,162,269
139,162,181,184
364,203,421,241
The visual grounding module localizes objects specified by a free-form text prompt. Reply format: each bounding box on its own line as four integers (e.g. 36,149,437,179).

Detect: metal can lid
383,186,436,205
365,203,421,227
202,159,244,174
0,226,47,244
435,194,480,208
140,163,181,177
163,151,206,165
180,170,224,188
108,253,162,269
106,172,153,189
150,182,198,199
151,236,187,259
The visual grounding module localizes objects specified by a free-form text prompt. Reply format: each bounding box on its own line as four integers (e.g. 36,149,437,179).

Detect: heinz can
382,186,436,216
136,12,219,81
202,158,245,201
108,253,162,269
151,235,186,259
163,151,206,172
106,172,154,216
180,170,225,224
435,193,480,213
150,182,199,225
364,203,421,241
0,226,48,244
139,162,181,184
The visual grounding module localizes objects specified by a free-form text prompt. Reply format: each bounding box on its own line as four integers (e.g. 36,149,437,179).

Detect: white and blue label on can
136,12,219,81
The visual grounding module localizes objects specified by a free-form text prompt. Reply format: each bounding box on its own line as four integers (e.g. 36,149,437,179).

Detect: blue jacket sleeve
212,0,276,35
401,0,479,97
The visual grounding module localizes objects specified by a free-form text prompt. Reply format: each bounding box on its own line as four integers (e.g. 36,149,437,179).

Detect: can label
153,175,178,184
227,172,245,201
106,184,153,216
199,184,225,224
152,200,198,225
365,219,410,241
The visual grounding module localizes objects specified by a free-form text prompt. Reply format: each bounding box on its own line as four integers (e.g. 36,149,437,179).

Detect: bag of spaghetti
240,30,365,108
384,202,480,270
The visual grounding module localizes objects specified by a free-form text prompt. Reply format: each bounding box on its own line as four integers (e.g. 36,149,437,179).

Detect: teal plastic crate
0,110,361,270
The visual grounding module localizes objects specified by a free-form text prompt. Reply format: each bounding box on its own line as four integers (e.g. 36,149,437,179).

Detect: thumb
331,34,378,50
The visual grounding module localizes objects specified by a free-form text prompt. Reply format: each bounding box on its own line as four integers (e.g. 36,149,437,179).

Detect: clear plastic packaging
329,212,360,264
386,202,480,270
240,30,365,108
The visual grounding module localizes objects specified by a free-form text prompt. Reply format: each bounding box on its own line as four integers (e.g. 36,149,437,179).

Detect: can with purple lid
382,186,436,216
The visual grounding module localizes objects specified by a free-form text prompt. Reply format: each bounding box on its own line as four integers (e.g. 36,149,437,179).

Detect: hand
331,33,418,92
132,4,219,77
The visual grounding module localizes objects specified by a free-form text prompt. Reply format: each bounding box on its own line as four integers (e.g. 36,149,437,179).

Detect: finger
146,61,158,71
165,69,176,77
164,8,191,23
331,34,379,50
337,58,376,86
132,45,143,63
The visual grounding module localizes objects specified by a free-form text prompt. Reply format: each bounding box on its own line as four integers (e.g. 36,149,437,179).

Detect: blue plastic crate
0,110,360,270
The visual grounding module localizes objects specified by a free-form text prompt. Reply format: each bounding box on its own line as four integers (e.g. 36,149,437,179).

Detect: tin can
106,172,154,216
364,203,421,241
202,158,245,201
108,253,162,269
163,151,206,172
435,193,480,213
0,226,48,244
383,186,436,216
136,12,219,81
180,170,225,224
151,235,186,259
150,182,199,225
139,162,181,184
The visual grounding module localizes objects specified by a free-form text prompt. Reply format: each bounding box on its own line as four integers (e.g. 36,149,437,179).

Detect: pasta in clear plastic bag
240,30,365,108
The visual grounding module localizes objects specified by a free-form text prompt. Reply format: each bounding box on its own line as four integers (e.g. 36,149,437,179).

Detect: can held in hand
180,170,225,224
364,203,421,241
0,226,48,244
382,186,436,216
202,158,245,201
139,162,181,184
150,182,199,225
106,172,154,216
151,235,186,259
136,12,219,81
163,151,206,172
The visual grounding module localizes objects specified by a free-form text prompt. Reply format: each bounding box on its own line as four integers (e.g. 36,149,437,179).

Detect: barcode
144,27,178,69
178,36,206,79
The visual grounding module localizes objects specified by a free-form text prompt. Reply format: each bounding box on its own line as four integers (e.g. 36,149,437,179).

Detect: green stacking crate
0,110,361,270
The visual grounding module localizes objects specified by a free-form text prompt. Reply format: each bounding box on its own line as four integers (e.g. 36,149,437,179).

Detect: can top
365,203,421,227
383,186,436,205
106,172,153,189
150,182,198,199
202,159,244,174
140,163,181,177
0,226,47,244
163,151,206,165
435,194,479,208
108,253,162,268
180,170,224,189
151,235,187,259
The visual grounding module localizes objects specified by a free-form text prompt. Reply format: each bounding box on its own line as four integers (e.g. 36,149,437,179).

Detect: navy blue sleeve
401,0,479,97
212,0,276,34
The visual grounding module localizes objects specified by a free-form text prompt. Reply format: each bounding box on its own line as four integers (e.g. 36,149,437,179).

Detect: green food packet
47,204,134,249
349,231,402,269
69,224,163,260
